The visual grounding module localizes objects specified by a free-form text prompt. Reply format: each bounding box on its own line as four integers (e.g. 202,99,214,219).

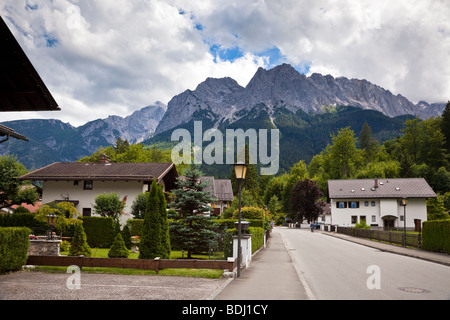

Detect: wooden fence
336,227,422,248
26,255,237,273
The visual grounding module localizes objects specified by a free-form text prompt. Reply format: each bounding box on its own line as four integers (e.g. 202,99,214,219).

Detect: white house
19,160,178,225
328,178,437,230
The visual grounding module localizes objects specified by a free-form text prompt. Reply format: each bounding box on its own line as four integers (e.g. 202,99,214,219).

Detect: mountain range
155,64,445,135
0,64,446,172
0,103,165,169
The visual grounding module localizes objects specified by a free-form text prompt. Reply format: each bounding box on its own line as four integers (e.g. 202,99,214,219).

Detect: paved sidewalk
320,230,450,267
214,228,310,300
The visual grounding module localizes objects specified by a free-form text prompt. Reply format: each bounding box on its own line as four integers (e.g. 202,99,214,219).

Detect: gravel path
0,271,231,300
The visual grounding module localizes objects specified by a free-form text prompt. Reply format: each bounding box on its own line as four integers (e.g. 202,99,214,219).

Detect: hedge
80,216,115,248
0,212,46,231
0,227,30,273
422,220,450,254
223,227,265,259
126,219,144,237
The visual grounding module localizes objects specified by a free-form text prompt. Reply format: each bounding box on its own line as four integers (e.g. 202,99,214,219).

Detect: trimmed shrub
69,223,92,257
0,227,30,273
108,233,130,258
232,207,265,220
223,228,237,259
247,227,265,253
422,220,450,254
222,226,266,259
80,216,115,248
0,212,46,231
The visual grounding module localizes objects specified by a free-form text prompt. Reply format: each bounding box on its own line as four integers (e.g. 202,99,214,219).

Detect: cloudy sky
1,0,449,127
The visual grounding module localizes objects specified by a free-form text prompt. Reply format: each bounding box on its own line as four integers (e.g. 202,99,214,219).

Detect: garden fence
336,227,422,248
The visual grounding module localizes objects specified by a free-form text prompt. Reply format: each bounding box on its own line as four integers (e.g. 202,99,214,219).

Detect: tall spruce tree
139,180,161,259
157,182,171,259
441,101,450,154
169,166,217,259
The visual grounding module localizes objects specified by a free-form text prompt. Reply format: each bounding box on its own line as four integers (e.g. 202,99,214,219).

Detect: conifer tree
139,180,161,259
169,166,217,259
69,222,92,257
157,183,171,259
108,233,130,258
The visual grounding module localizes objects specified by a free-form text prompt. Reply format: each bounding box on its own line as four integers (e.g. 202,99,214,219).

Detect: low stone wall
28,240,61,256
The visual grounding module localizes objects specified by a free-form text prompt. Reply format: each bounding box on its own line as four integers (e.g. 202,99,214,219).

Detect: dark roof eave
19,176,157,181
330,194,437,199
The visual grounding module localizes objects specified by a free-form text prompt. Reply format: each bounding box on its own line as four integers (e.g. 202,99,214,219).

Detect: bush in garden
0,227,30,273
69,223,92,257
108,233,130,258
232,207,265,220
422,219,450,253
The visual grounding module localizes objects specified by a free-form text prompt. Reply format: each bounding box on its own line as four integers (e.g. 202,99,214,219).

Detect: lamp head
234,162,248,181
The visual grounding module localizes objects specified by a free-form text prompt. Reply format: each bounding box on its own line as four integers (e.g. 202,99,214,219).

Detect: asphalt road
279,227,450,300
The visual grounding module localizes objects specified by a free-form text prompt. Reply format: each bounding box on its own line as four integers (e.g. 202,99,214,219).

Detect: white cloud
1,0,449,126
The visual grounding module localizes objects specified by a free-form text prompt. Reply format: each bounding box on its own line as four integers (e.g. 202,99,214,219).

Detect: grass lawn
36,249,226,278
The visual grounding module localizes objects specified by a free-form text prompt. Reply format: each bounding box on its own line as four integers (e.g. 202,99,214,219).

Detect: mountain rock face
155,63,444,135
0,103,166,169
79,102,166,149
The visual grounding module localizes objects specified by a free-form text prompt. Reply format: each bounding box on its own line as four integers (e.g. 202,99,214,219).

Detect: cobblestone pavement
0,271,231,300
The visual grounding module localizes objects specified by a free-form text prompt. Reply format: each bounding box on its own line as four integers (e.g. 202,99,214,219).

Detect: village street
279,227,450,300
1,227,449,301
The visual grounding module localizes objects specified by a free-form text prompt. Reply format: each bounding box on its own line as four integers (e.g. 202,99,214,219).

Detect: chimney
99,154,110,163
374,178,379,188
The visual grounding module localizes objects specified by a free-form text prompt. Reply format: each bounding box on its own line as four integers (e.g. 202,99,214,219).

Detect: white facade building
328,178,436,230
20,161,178,225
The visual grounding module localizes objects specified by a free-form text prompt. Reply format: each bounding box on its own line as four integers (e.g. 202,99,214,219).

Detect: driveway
0,270,230,300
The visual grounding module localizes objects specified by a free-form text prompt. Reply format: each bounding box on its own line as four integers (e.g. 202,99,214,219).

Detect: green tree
267,195,282,216
69,223,92,257
92,192,125,221
441,101,450,154
114,137,130,154
157,182,171,259
169,166,217,258
0,155,38,209
359,122,379,163
427,196,448,221
281,160,309,212
108,233,130,258
130,192,147,219
325,127,362,178
139,180,161,259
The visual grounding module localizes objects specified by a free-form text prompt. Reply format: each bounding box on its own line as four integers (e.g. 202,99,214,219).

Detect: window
371,201,376,206
372,215,376,222
360,216,366,222
84,180,93,190
400,215,404,221
365,201,369,206
351,216,357,224
82,208,91,217
74,180,79,186
337,201,347,208
350,201,359,208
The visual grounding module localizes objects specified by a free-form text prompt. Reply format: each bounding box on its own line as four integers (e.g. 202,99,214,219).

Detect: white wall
330,198,427,228
42,180,147,225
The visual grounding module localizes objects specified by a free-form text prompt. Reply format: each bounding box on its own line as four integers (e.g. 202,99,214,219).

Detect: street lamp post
401,197,408,247
234,161,247,278
46,213,58,240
